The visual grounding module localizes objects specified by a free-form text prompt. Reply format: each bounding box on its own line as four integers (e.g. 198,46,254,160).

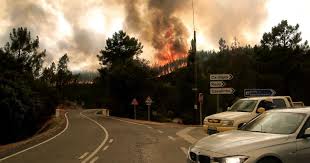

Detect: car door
296,117,310,163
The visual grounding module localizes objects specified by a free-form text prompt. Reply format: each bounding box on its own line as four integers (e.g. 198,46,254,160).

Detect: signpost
210,88,235,94
145,96,152,121
131,98,139,120
210,74,234,113
244,89,276,97
210,81,226,88
198,93,203,125
210,74,233,81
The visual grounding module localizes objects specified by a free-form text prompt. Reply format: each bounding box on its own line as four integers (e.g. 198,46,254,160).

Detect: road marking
89,156,99,163
0,112,70,162
102,145,109,151
80,112,109,163
157,130,164,134
109,139,113,144
176,127,197,144
180,147,188,155
168,136,176,141
78,152,89,160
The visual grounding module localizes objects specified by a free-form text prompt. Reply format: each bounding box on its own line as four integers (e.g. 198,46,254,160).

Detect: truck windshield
228,100,258,112
241,112,305,134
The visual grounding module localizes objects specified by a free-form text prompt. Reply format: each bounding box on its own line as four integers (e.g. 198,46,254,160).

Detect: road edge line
80,111,109,163
0,112,69,162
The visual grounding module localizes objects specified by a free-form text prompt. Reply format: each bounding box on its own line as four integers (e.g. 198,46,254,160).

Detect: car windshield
241,112,306,134
228,100,258,112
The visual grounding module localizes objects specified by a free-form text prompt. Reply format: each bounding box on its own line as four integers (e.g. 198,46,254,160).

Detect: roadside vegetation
1,20,310,144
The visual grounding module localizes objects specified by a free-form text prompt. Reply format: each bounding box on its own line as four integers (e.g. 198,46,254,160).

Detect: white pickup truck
203,96,294,135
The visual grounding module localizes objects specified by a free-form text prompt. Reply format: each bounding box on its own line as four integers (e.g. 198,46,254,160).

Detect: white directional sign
210,81,226,88
210,88,235,95
210,74,233,81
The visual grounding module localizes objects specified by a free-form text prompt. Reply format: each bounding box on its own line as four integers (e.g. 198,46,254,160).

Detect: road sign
210,74,233,81
210,88,235,95
198,93,203,103
145,96,152,106
210,81,226,88
131,98,139,106
244,89,276,97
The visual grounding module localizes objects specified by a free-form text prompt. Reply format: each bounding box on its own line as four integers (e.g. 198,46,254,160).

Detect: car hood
193,130,289,155
207,111,252,120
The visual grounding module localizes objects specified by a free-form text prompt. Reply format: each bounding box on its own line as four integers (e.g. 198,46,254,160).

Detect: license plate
208,126,217,130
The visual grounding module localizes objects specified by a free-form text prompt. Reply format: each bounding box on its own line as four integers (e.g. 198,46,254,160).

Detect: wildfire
155,26,188,65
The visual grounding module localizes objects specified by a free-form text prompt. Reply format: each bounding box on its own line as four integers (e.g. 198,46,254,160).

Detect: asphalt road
0,109,199,163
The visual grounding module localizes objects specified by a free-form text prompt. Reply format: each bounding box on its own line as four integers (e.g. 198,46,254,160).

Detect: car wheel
257,157,281,163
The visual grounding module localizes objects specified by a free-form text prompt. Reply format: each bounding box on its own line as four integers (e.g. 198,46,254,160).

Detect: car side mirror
257,107,266,113
227,107,231,111
304,128,310,138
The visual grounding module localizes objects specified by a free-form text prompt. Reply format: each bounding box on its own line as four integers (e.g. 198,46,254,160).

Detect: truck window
273,99,287,108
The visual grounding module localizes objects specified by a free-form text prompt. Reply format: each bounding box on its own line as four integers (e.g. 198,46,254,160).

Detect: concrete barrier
102,109,110,117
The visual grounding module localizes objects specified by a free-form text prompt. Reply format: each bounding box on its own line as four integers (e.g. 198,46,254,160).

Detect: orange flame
155,26,188,65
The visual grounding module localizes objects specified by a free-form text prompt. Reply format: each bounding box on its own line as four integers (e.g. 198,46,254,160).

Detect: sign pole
216,94,220,113
199,102,202,125
148,105,150,121
134,105,137,120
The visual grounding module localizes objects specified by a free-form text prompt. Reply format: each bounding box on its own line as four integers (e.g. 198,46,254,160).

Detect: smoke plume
0,0,269,70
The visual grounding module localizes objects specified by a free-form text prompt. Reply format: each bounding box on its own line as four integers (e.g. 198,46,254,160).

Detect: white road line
180,147,188,155
89,156,99,163
168,136,176,141
157,130,164,134
102,145,109,151
80,112,109,163
0,112,70,162
176,127,198,144
109,139,113,144
78,152,89,160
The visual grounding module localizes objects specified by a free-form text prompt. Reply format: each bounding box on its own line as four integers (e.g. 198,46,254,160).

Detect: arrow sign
210,81,226,88
210,88,235,95
210,74,233,81
131,98,139,106
244,89,276,97
145,96,152,106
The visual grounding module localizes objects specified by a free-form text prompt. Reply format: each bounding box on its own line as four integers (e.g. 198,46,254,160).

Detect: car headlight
214,155,248,163
221,120,234,126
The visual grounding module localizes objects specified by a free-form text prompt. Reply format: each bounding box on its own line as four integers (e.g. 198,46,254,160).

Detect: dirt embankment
0,104,71,159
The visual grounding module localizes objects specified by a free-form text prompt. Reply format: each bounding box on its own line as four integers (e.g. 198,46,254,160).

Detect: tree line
0,27,76,144
92,20,310,124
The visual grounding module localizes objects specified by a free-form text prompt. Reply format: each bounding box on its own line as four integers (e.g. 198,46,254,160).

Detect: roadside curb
108,116,202,127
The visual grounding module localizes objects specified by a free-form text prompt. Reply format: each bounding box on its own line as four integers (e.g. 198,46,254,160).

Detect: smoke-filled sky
0,0,310,71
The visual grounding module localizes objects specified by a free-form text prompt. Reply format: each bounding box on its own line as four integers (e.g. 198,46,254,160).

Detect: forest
1,20,310,144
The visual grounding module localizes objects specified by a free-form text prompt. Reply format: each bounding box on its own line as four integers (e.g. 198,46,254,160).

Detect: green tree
56,54,74,97
97,30,143,69
41,62,56,86
0,27,57,144
97,30,154,117
4,27,46,78
261,20,308,50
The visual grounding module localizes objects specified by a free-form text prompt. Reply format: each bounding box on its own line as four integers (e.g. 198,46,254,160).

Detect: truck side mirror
304,128,310,138
257,107,266,113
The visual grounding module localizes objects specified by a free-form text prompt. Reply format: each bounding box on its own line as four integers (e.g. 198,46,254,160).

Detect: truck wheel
257,157,281,163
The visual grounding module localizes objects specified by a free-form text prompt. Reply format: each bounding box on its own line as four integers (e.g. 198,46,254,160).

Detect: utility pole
191,0,199,124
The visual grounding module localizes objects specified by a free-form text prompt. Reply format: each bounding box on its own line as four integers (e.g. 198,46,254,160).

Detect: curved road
0,109,194,163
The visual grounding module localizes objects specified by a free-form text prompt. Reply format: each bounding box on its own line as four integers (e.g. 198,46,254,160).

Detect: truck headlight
221,120,234,126
214,155,248,163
